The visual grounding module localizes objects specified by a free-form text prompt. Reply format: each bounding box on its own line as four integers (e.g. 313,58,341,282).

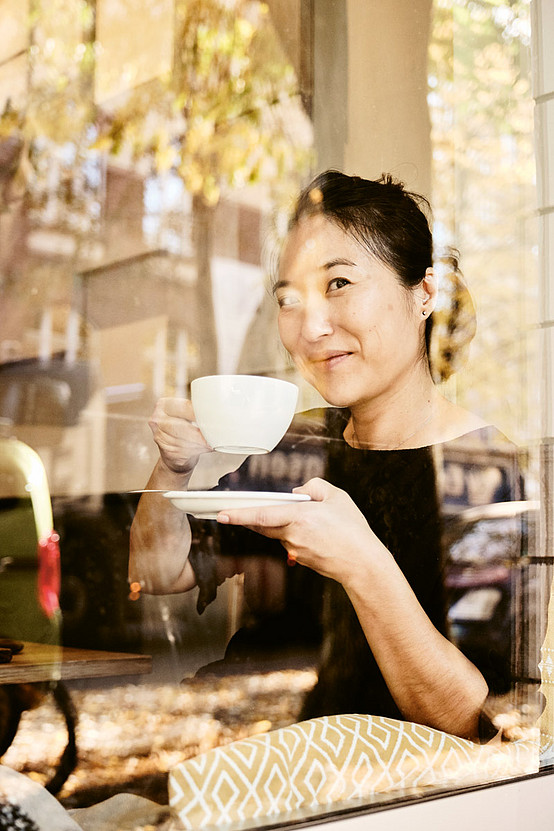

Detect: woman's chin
300,370,362,410
314,389,354,409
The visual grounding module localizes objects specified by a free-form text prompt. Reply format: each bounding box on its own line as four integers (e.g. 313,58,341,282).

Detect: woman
130,171,518,741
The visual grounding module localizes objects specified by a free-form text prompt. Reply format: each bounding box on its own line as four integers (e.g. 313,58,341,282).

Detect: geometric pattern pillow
169,714,538,829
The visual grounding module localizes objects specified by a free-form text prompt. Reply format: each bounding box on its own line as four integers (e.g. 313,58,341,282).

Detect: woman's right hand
148,397,213,474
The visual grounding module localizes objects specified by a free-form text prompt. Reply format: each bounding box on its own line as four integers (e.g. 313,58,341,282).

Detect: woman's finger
160,397,197,422
148,397,213,472
216,504,299,530
150,399,207,445
293,477,336,501
149,398,196,433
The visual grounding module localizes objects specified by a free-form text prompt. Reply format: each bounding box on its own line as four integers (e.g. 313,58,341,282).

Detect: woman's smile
310,350,354,369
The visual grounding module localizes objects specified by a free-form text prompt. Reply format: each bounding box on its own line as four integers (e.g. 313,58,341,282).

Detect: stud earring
422,310,427,317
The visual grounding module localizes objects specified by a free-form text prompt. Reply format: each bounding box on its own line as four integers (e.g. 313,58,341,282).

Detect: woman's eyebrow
323,257,357,270
272,258,358,295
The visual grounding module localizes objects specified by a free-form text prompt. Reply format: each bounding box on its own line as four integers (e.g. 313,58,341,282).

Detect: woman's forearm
129,459,197,594
344,542,489,739
214,480,488,738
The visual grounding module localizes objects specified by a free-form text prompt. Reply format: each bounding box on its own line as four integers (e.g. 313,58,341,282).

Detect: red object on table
37,531,61,618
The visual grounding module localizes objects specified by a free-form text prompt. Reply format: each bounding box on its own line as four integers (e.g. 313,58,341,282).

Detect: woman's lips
312,351,352,369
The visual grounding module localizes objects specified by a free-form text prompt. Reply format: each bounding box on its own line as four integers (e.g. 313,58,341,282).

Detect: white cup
190,374,298,454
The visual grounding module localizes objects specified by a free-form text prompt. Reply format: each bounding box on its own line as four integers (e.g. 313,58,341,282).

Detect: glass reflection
0,0,547,826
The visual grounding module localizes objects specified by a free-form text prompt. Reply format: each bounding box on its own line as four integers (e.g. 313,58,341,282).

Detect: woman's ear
417,267,438,318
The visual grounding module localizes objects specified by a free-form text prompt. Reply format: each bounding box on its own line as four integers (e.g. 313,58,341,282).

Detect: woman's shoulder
431,397,506,448
286,402,516,453
437,423,522,507
440,423,516,449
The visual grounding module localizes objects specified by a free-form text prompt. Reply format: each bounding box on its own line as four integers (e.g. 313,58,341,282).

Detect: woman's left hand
216,477,387,585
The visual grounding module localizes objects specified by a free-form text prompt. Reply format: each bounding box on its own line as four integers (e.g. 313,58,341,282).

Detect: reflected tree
428,0,536,440
0,0,311,377
96,0,312,375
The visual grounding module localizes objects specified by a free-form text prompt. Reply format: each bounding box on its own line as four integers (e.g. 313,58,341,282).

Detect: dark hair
289,170,443,364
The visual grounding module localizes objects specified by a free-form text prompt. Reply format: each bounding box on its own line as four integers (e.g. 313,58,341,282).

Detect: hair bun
430,254,477,383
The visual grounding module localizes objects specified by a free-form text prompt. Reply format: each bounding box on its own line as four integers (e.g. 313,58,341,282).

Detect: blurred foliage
0,0,98,232
0,0,312,379
428,0,537,441
26,0,96,143
0,0,311,217
94,0,312,207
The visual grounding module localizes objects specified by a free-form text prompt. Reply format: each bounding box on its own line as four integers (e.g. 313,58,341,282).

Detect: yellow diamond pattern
169,714,538,829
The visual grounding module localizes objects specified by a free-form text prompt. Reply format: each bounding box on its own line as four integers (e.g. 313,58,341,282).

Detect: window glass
0,0,551,827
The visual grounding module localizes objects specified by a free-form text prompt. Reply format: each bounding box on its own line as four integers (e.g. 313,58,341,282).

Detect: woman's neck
345,383,491,451
346,375,439,451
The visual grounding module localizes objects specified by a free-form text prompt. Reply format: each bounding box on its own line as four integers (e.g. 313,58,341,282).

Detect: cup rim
191,374,298,392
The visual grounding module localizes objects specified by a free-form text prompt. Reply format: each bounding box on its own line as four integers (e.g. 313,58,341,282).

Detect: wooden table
0,641,152,684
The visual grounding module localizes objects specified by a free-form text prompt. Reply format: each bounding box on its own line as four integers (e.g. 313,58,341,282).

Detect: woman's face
275,214,428,413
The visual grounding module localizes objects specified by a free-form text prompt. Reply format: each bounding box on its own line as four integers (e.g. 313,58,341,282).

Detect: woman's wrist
153,457,194,489
341,534,398,602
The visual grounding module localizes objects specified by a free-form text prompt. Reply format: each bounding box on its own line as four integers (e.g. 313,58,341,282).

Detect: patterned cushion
169,714,538,829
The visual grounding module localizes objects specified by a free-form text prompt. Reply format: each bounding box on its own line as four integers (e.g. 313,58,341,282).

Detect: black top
188,408,522,726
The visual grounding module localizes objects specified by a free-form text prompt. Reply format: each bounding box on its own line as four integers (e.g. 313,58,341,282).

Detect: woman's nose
300,300,333,341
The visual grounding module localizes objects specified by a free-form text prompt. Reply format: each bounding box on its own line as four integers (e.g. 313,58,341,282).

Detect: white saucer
163,490,311,519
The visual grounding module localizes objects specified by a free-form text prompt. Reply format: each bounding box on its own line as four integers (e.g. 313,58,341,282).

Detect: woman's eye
277,294,299,308
328,277,351,292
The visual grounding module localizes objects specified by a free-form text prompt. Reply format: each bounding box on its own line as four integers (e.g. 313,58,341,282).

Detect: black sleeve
188,519,221,614
188,519,283,614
